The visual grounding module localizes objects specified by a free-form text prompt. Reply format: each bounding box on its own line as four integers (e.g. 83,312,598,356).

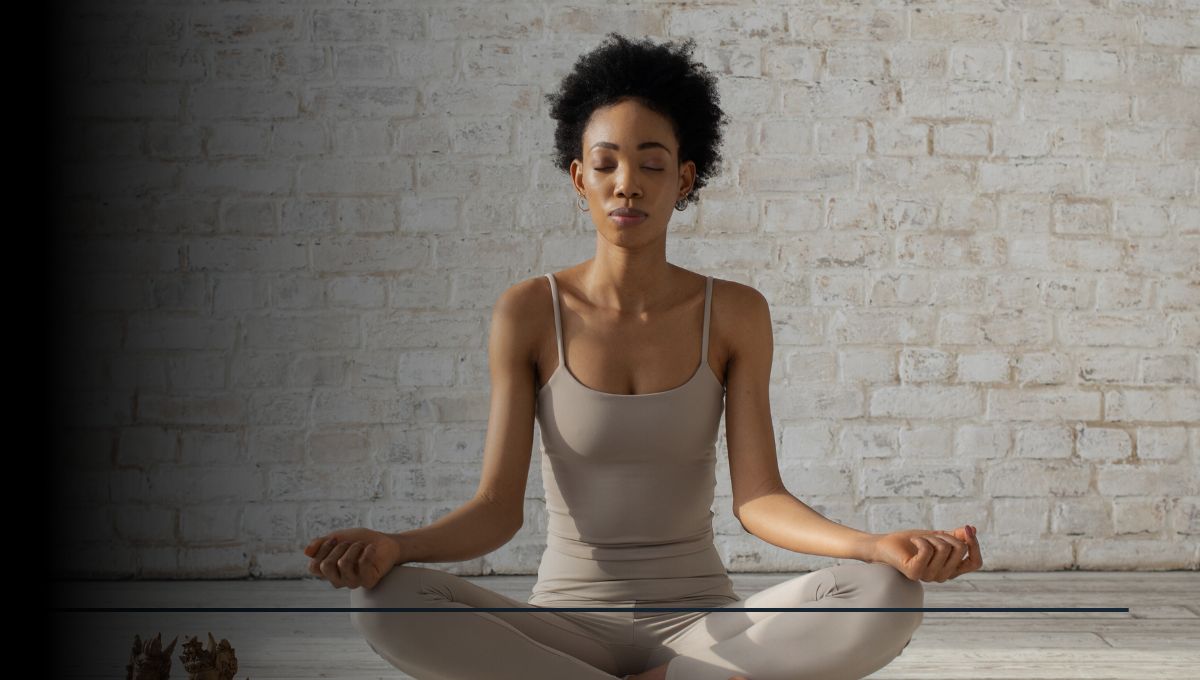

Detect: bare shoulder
495,274,552,318
712,277,768,311
711,278,771,356
490,274,554,366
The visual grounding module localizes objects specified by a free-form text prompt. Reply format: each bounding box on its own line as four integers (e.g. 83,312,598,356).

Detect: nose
613,167,642,199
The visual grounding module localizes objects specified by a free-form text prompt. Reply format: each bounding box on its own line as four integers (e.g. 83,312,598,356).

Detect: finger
320,542,353,588
308,539,335,575
926,535,966,581
308,536,346,578
327,542,355,588
338,542,367,589
912,534,950,582
317,541,343,584
314,536,340,562
307,537,335,576
946,533,980,580
909,537,934,580
943,534,968,568
943,529,976,570
359,544,381,589
933,532,969,559
932,534,969,578
962,527,983,571
315,534,341,555
303,535,326,557
915,536,946,582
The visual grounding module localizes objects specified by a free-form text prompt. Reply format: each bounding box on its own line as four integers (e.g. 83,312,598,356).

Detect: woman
303,33,983,680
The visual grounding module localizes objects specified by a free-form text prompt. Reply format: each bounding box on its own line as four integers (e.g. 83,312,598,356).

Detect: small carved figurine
179,632,247,680
126,632,177,680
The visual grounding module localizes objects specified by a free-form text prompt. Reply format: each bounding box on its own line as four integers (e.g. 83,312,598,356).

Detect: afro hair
544,32,730,211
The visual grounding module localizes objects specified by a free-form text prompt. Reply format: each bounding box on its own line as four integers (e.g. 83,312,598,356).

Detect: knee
855,563,923,607
881,564,924,609
860,563,925,638
349,565,431,639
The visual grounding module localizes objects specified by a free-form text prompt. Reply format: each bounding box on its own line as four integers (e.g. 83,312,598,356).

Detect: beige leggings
349,562,923,680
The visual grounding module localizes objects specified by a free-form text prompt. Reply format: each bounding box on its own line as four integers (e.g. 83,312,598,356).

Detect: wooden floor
53,571,1198,679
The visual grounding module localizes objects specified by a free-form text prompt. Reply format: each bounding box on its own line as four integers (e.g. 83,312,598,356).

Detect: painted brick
50,2,1198,578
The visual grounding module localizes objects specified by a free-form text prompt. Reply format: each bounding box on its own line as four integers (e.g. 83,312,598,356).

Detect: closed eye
594,167,664,171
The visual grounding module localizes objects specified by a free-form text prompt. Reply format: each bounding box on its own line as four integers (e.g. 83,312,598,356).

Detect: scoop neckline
542,359,723,398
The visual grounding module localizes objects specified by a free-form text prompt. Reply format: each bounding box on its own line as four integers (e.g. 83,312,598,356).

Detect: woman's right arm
392,278,543,564
306,278,542,578
305,494,521,589
389,494,523,564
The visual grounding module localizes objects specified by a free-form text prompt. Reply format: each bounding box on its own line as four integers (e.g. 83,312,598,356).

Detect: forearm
736,490,878,563
389,495,520,565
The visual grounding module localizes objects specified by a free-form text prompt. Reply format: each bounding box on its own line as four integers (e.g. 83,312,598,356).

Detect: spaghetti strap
701,275,712,361
545,273,565,372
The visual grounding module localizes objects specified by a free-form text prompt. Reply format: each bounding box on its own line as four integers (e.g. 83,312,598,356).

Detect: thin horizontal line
54,607,1129,613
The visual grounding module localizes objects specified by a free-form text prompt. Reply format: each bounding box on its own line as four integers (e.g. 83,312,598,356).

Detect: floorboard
52,571,1200,679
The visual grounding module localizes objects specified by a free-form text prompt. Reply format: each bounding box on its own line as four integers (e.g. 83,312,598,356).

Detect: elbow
732,485,790,531
491,516,523,553
732,505,751,533
506,514,524,538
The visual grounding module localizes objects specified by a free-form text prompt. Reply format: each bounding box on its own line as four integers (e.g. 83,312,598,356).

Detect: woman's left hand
867,525,982,583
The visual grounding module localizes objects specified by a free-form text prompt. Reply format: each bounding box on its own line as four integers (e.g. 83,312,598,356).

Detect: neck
581,255,676,315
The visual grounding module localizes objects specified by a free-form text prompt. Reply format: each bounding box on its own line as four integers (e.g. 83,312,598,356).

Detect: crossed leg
638,563,924,680
350,565,628,679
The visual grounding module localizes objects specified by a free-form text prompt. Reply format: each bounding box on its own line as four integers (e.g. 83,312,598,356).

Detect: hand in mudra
303,527,402,590
870,525,982,583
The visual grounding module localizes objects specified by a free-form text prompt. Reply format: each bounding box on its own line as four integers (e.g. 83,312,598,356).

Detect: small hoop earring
675,197,687,211
577,194,588,211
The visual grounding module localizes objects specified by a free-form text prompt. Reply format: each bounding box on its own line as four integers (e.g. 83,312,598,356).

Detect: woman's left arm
869,525,983,582
735,489,880,562
722,283,877,562
736,484,984,582
722,282,982,581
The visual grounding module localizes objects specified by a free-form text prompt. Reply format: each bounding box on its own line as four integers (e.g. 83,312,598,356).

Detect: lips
609,208,647,217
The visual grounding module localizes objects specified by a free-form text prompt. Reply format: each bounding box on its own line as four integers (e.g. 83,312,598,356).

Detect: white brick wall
49,1,1199,579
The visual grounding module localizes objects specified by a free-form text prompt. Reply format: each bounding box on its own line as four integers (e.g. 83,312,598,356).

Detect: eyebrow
589,141,672,155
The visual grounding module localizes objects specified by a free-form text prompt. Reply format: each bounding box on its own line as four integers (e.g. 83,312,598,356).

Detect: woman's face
571,98,695,246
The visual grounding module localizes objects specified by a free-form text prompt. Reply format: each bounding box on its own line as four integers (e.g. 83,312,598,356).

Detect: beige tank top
529,272,738,607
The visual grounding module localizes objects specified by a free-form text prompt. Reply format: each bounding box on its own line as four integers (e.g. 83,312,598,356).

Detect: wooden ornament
126,632,177,680
179,632,249,680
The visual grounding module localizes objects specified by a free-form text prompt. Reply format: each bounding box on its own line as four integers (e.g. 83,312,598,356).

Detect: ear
677,158,696,198
570,158,585,196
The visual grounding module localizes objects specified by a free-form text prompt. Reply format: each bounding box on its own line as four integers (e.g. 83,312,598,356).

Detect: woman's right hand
303,527,404,590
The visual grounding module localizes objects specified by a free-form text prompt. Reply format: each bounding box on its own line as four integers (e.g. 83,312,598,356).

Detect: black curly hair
544,32,730,211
